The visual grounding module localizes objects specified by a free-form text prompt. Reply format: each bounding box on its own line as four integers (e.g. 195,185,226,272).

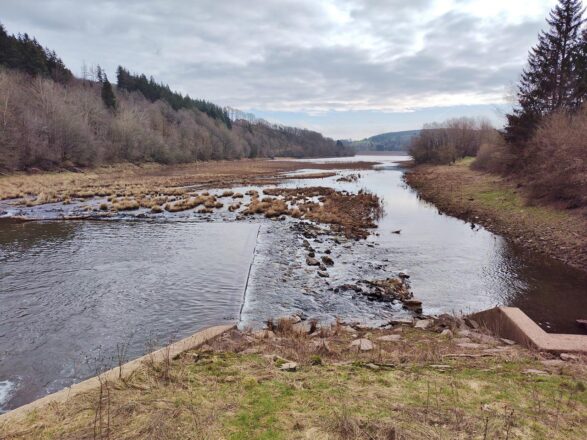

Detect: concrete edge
0,324,235,424
471,307,587,354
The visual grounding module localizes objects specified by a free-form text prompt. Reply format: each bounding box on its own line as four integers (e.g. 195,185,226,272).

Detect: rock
337,325,356,334
319,264,327,271
292,322,314,334
253,330,277,340
464,318,480,329
432,314,463,331
325,249,332,254
440,329,453,338
280,362,298,372
541,359,565,367
283,314,302,324
560,353,580,361
389,318,413,326
317,270,330,278
321,255,334,266
403,298,423,314
523,369,548,376
457,329,472,337
398,272,410,280
306,257,320,266
414,319,432,329
377,334,402,342
365,363,380,370
500,338,516,346
457,342,486,349
453,337,472,344
470,333,498,344
308,251,315,258
363,278,413,302
350,338,374,351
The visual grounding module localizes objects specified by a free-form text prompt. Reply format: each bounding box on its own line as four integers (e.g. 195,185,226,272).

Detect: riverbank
404,159,587,273
2,318,585,439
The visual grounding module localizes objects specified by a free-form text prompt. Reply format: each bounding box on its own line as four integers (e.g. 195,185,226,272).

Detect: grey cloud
1,0,551,112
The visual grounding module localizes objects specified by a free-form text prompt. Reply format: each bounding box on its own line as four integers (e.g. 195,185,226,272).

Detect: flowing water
1,154,586,412
0,220,259,411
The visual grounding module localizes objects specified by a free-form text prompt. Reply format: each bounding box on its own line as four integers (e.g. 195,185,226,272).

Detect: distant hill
342,130,420,152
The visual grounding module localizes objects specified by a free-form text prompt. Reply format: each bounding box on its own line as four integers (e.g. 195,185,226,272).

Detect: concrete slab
0,324,235,423
471,307,587,354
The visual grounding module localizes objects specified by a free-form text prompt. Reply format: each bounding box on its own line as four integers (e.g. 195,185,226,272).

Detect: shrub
523,107,587,208
410,117,496,164
471,139,514,174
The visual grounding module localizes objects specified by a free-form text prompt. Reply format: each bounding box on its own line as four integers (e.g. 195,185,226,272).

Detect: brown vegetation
0,68,352,172
409,118,497,165
473,106,587,209
0,159,376,206
250,187,382,239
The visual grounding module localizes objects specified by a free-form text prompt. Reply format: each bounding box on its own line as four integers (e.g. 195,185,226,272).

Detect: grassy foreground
404,158,587,272
2,321,585,440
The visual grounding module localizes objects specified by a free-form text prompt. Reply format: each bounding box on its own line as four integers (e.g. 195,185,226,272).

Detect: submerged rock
321,255,334,266
362,277,413,303
306,257,320,266
403,298,423,314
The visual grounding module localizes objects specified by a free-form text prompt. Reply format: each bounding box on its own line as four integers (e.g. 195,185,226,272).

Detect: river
1,154,586,412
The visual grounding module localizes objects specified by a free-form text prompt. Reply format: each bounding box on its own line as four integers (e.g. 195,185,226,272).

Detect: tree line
0,23,351,171
410,0,587,208
116,67,232,127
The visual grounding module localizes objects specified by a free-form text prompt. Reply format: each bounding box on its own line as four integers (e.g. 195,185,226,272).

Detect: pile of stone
334,274,423,314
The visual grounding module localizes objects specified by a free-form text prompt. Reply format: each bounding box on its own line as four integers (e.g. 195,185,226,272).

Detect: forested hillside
343,130,419,151
0,24,352,172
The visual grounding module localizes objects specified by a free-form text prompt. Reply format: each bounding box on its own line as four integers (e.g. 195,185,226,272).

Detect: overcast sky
2,0,557,139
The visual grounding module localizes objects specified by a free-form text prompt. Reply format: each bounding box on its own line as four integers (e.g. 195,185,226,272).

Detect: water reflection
0,220,258,411
243,155,587,335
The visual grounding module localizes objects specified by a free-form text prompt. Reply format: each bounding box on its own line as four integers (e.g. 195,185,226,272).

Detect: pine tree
101,75,117,110
575,27,587,106
505,0,585,144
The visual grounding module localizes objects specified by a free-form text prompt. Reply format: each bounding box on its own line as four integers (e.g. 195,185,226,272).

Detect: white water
0,380,16,414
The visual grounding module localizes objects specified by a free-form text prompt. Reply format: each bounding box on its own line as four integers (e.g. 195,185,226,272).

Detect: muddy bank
404,160,587,273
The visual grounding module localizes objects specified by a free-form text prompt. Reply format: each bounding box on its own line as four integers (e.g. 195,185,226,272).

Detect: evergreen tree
505,0,585,144
101,75,117,110
116,65,232,128
0,22,72,82
575,27,587,105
